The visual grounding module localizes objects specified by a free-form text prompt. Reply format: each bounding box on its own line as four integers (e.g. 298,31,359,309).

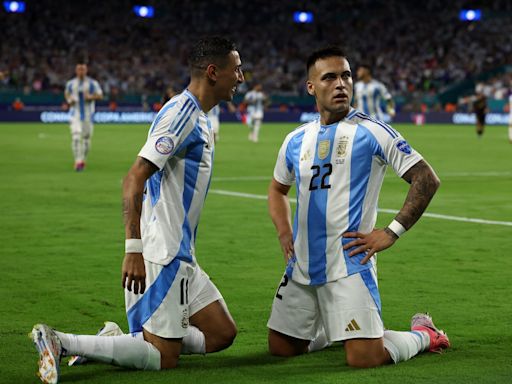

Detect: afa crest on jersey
318,140,331,160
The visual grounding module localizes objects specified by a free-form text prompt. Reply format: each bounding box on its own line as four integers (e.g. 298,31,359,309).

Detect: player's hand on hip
342,229,397,265
122,253,146,294
278,232,294,264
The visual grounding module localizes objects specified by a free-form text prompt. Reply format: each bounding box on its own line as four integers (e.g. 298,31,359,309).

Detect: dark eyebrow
320,72,337,79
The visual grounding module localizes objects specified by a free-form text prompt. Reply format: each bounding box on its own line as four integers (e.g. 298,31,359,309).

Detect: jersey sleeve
273,134,295,185
366,122,423,177
138,101,198,170
382,128,422,177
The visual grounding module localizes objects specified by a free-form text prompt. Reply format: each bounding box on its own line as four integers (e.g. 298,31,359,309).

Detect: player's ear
206,64,217,82
306,80,315,96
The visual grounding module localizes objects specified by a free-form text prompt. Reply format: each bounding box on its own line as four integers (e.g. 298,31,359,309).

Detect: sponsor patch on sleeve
396,140,412,155
155,136,174,155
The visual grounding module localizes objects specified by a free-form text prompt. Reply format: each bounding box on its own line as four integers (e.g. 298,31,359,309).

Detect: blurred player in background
64,61,103,172
162,85,177,105
153,86,178,112
207,102,236,143
472,87,488,138
353,63,395,122
207,104,221,142
30,36,244,383
460,84,489,138
267,46,449,368
244,83,267,142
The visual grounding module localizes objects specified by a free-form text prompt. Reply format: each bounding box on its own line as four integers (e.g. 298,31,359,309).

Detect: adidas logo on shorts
345,319,361,332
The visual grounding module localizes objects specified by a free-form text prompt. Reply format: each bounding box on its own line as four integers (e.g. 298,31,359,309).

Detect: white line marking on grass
378,209,512,226
210,189,512,227
437,171,512,178
384,171,512,179
210,189,268,201
212,176,270,182
213,172,511,183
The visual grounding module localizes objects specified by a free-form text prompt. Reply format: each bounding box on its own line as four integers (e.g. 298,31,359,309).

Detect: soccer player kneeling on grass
267,47,450,368
30,36,245,383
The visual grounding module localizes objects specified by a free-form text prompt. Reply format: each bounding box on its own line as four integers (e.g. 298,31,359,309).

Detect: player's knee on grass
143,329,181,369
345,351,384,368
344,339,390,368
190,299,237,353
159,350,180,369
205,318,237,352
268,329,309,357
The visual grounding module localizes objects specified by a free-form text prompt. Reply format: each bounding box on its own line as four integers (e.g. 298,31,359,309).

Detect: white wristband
387,220,406,238
125,239,143,253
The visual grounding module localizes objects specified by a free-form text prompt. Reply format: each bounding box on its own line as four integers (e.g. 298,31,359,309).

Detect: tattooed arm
121,156,159,294
343,159,440,264
395,160,440,229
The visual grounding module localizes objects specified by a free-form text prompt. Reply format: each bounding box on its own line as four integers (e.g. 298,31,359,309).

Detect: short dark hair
76,54,88,65
358,62,372,72
188,36,237,75
306,46,347,75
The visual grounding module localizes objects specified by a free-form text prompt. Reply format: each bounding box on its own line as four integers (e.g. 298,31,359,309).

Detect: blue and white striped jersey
207,104,220,120
138,89,215,266
354,79,392,121
244,90,265,119
65,76,103,122
273,109,422,285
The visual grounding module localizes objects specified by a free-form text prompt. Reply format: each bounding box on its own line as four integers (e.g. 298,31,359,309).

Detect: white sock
55,331,161,370
181,326,206,355
253,120,261,141
308,327,331,353
508,126,512,142
72,135,83,162
382,330,430,363
83,136,91,158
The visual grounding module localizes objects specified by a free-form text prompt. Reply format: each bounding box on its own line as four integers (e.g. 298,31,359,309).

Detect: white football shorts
267,268,383,342
70,118,93,138
125,258,223,338
250,110,263,120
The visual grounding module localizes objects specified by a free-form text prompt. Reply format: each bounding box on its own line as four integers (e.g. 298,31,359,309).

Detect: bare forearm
268,181,292,237
395,160,440,229
86,94,103,101
122,174,144,239
122,157,158,239
269,196,292,236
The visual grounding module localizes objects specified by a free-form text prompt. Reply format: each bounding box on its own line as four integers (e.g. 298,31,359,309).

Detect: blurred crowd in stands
1,0,511,110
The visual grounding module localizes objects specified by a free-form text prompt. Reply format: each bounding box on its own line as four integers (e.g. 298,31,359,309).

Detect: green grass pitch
0,121,511,383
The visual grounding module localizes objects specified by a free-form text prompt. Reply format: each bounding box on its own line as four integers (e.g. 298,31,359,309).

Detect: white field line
212,176,271,181
209,189,512,227
439,171,512,177
212,171,512,182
